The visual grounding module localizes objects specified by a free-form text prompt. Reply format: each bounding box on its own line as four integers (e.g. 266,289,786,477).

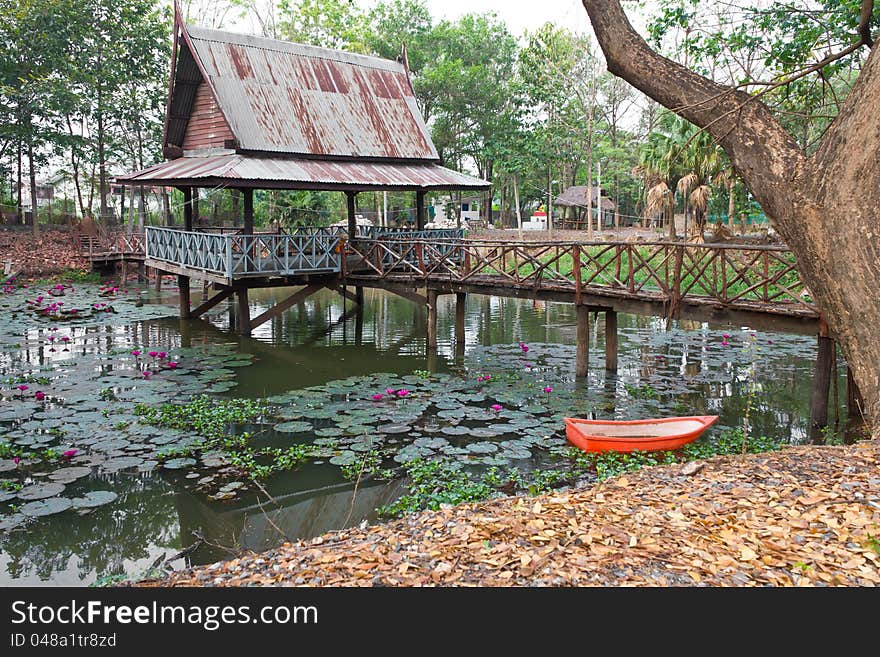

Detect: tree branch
860,0,874,48
581,0,807,223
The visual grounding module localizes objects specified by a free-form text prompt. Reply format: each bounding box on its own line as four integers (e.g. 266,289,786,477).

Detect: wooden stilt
605,310,618,373
809,319,833,443
178,275,191,319
355,285,364,306
138,262,146,282
426,288,438,350
154,267,162,292
249,284,322,331
190,288,234,319
120,259,127,283
236,288,251,335
576,304,590,377
846,365,866,424
455,292,466,343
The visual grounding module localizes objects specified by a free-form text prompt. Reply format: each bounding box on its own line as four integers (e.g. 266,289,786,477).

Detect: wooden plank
190,287,234,319
249,284,323,331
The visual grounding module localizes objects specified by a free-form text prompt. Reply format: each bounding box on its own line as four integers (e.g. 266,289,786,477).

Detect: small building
429,194,481,227
554,185,618,230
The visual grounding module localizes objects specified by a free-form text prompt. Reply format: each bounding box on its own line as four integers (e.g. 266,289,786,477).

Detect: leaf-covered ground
139,438,880,587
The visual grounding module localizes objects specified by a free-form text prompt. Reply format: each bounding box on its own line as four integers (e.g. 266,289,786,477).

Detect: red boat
564,415,719,453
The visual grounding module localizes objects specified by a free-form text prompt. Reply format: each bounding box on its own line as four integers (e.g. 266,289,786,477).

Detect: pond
0,276,858,585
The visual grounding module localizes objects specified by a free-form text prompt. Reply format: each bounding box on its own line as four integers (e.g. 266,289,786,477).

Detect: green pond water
0,277,857,585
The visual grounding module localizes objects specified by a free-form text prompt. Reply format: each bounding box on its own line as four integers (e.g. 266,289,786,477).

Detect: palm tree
640,111,730,241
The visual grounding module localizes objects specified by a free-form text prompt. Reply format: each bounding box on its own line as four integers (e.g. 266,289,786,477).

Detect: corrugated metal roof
116,154,489,190
183,24,438,161
555,185,616,210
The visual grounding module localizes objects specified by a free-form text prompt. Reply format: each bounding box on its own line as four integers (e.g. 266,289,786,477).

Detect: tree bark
582,0,880,420
27,136,39,239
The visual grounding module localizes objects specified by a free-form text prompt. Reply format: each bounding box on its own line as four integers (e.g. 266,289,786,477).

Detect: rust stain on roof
183,24,440,161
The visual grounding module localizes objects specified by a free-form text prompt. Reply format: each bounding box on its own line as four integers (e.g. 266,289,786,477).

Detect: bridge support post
605,310,618,373
138,262,146,282
846,365,866,426
347,192,357,238
355,285,364,306
178,275,191,319
455,292,466,358
576,304,590,378
809,318,833,443
426,288,438,350
153,267,162,292
236,288,251,336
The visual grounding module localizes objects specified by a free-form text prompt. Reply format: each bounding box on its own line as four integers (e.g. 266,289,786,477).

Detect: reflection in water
1,285,848,585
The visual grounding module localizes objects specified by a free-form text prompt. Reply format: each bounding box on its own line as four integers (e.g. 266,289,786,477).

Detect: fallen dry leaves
142,440,880,587
1,229,89,276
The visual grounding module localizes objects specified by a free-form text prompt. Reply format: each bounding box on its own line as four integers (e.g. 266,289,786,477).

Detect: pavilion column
416,191,426,230
242,188,254,234
347,191,357,238
192,188,200,228
178,186,193,319
182,187,193,230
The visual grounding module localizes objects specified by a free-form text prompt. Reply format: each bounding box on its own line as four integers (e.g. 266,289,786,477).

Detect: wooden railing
145,227,344,278
344,239,818,316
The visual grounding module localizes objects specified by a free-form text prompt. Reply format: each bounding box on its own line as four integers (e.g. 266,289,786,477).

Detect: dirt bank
0,228,88,277
138,439,880,587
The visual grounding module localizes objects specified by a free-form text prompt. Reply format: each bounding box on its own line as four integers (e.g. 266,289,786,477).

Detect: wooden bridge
141,225,818,331
98,224,847,442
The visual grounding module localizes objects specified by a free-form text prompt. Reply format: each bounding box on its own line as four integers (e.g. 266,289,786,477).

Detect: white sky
422,0,594,37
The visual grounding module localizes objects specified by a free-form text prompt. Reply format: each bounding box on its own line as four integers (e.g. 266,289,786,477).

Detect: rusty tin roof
116,154,489,191
181,24,438,161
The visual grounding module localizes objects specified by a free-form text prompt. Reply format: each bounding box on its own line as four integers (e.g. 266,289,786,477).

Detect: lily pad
20,497,73,517
274,421,313,434
329,451,358,466
17,482,66,500
377,423,411,434
101,456,143,473
0,513,26,531
466,442,499,454
48,466,92,483
71,490,118,509
162,457,197,470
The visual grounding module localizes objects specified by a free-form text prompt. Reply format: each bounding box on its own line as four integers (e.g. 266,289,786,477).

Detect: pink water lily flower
396,389,410,398
157,351,167,360
491,404,502,412
34,391,45,401
721,341,729,347
12,456,20,465
147,351,158,358
62,449,77,459
543,386,553,394
131,350,141,357
166,362,178,369
385,388,396,395
16,384,28,392
142,371,152,378
371,393,384,401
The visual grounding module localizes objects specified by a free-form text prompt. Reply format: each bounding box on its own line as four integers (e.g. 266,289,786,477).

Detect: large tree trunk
583,0,880,420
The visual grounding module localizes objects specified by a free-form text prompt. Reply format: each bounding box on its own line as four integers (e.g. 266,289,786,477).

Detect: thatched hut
554,185,617,230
